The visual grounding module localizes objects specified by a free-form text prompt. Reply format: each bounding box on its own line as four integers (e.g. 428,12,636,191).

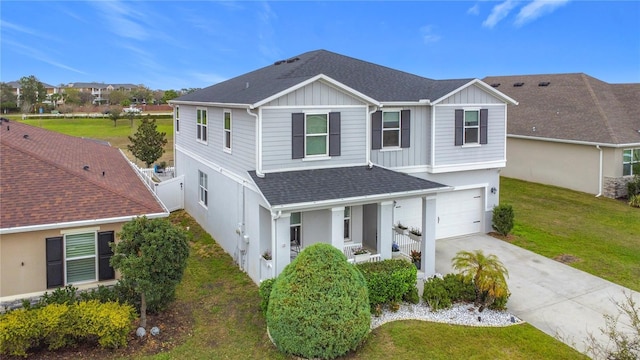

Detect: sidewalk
435,234,640,356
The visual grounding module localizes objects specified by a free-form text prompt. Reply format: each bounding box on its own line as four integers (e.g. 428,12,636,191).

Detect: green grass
500,177,640,291
131,211,585,360
15,116,174,167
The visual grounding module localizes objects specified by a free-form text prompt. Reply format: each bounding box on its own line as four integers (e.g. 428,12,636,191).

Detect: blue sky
1,1,639,90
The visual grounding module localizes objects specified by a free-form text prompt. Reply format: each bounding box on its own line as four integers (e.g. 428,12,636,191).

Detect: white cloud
420,25,441,44
0,20,59,42
515,0,570,27
3,39,86,75
189,71,228,86
482,0,517,28
467,4,480,16
91,1,149,41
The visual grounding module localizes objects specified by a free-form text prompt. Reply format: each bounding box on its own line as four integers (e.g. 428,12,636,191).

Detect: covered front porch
249,165,451,281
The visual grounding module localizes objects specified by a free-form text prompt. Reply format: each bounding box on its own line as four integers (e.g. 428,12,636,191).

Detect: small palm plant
452,249,509,312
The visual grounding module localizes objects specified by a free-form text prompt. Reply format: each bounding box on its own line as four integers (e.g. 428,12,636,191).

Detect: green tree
0,82,18,112
18,75,46,112
63,88,81,105
106,106,122,126
127,116,168,167
131,85,152,104
161,89,179,103
452,249,509,312
107,89,130,106
110,216,189,328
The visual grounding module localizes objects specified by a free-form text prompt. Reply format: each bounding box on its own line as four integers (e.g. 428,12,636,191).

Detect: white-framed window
623,149,640,176
223,110,232,152
382,110,400,148
197,108,207,143
175,106,180,133
464,109,480,145
290,212,301,247
305,113,328,156
198,170,208,207
344,206,351,240
65,232,97,284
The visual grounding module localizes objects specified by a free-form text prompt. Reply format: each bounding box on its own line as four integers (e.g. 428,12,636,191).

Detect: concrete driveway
435,234,640,356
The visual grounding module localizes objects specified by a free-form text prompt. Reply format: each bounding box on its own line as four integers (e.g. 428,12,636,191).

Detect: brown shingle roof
482,73,640,145
0,121,166,230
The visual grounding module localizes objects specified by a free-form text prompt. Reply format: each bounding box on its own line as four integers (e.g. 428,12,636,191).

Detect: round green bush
266,243,370,359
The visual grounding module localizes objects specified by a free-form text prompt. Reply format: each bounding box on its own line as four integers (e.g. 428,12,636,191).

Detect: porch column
330,206,345,251
421,195,437,276
273,212,291,276
377,201,394,259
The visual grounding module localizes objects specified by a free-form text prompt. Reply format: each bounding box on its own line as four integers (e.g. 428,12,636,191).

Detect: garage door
436,188,483,239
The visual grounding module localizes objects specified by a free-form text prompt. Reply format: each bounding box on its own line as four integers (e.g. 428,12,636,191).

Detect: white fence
133,165,184,212
393,230,421,257
343,243,381,263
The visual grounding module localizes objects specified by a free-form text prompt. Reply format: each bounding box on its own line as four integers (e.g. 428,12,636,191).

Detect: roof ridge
2,137,159,213
581,73,619,143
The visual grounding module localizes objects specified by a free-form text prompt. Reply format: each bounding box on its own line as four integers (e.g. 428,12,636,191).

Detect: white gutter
246,107,263,177
596,145,603,197
0,212,169,235
508,134,640,148
169,100,251,108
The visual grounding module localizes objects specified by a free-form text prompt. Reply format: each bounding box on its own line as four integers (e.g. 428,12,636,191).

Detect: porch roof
249,165,449,209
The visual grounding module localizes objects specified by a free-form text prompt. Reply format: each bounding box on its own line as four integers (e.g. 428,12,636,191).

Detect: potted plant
262,250,272,260
261,250,273,280
394,222,408,235
410,250,421,269
353,247,370,263
408,227,422,241
391,242,403,259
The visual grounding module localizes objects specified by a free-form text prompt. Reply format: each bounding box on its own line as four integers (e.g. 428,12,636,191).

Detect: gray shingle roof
249,165,448,207
177,49,473,104
483,73,640,145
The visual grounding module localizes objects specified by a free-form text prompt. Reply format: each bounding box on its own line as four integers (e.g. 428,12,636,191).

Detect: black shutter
454,109,464,146
98,231,115,281
292,113,305,159
371,111,382,150
480,109,488,145
329,112,341,156
46,237,64,288
401,109,411,148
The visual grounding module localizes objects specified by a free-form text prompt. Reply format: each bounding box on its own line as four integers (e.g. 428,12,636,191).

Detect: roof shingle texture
0,121,165,229
249,166,447,207
483,73,640,145
177,49,473,104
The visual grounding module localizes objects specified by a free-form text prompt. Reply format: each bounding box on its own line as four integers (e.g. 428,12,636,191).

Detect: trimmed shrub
442,273,476,302
492,204,514,236
258,278,276,316
267,243,370,360
627,174,640,197
357,259,418,312
422,277,452,311
488,293,511,311
629,194,640,208
403,287,420,304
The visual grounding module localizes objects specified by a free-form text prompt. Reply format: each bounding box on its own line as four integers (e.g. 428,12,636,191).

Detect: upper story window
623,149,640,176
175,106,180,133
197,108,208,143
223,110,232,152
455,108,488,146
198,170,208,207
371,110,410,150
292,112,341,159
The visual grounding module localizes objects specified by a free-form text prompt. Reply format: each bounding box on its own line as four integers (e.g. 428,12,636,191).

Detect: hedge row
0,300,135,357
356,259,419,314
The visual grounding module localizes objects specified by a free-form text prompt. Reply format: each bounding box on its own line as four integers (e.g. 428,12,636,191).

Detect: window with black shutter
455,108,488,146
97,231,115,281
46,237,64,289
292,112,341,158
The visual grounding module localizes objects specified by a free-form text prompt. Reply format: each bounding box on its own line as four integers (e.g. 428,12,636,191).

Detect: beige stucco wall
0,222,124,299
503,138,618,195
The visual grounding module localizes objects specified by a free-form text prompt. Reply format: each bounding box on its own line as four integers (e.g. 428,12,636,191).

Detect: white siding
438,84,505,105
265,80,365,107
261,106,368,171
370,106,431,167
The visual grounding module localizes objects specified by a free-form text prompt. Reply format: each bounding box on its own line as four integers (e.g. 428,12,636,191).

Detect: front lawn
500,177,640,292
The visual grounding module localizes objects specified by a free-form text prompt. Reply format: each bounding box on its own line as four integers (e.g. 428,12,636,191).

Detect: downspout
367,105,379,166
246,107,264,177
596,145,603,197
271,210,282,277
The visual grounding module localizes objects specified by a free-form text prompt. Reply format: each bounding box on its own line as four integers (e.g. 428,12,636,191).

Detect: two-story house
170,50,517,283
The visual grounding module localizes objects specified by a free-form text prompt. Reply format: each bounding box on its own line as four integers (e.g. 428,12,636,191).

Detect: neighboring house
170,49,516,283
483,73,640,198
0,120,168,306
5,80,59,108
65,82,140,105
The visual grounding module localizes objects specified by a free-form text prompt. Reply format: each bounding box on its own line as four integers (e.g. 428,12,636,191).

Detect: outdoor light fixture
490,187,497,194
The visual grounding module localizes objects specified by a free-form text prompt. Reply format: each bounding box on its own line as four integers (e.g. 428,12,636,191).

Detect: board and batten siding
175,105,255,178
261,106,368,171
370,106,431,167
264,80,366,107
437,84,506,105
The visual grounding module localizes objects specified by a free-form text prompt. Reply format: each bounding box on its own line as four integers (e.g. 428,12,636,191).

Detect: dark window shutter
480,109,488,145
98,231,115,281
329,112,341,156
401,109,411,148
454,109,464,146
371,111,382,150
46,237,64,288
292,113,305,159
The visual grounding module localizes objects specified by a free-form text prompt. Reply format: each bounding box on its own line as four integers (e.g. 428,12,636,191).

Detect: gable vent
491,83,501,88
538,82,550,87
513,82,524,87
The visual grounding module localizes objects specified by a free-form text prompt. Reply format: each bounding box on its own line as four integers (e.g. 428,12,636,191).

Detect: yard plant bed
499,177,640,292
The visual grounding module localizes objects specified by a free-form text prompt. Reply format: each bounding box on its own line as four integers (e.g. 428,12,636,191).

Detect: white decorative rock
150,326,160,336
136,327,146,338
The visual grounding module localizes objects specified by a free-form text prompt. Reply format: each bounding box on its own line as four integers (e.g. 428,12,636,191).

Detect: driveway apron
435,234,640,356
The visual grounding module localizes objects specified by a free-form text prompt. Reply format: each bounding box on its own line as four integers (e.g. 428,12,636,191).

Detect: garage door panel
436,189,483,239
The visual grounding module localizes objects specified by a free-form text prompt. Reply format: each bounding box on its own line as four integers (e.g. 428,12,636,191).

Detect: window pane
624,163,631,176
225,132,231,148
465,111,479,126
623,150,632,163
291,212,301,225
66,233,95,258
465,128,479,143
201,111,207,125
224,113,231,130
306,135,327,155
344,206,350,217
383,112,400,128
67,258,96,283
344,219,350,239
634,149,640,162
306,114,327,134
383,130,399,147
